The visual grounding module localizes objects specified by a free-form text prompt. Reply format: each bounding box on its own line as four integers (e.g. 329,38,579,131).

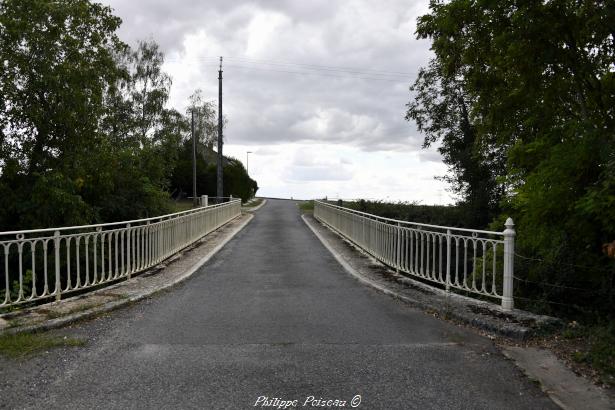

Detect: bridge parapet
314,200,515,311
0,200,242,309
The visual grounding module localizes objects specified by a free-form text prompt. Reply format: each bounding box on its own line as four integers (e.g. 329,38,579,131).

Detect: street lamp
246,151,253,175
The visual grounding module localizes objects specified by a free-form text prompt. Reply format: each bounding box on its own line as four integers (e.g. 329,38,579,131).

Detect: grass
169,199,195,213
561,322,615,386
244,198,263,207
0,332,86,358
298,200,314,212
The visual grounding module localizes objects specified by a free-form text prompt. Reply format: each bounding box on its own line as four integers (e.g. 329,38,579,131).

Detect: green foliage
168,199,194,213
223,157,258,202
10,269,33,302
406,59,504,228
342,199,465,228
563,322,615,386
130,40,172,143
187,89,218,150
0,0,125,229
0,169,93,230
298,200,314,212
471,247,503,293
169,142,258,203
0,1,259,231
412,0,615,317
0,0,124,175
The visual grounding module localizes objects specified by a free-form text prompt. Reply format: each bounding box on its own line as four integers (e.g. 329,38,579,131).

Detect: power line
224,56,416,77
171,61,408,83
223,63,406,82
164,55,417,80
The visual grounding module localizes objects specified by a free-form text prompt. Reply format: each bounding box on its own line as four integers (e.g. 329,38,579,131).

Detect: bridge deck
0,199,555,409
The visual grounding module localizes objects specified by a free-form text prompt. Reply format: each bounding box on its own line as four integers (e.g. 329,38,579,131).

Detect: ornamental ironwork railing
314,200,515,311
0,199,242,308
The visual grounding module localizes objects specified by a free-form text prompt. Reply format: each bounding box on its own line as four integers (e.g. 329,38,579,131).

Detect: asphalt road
1,199,556,409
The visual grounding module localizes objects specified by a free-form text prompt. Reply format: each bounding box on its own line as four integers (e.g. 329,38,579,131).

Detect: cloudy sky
103,0,453,204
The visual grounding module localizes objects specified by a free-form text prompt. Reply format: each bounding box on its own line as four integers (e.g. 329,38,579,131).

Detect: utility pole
217,56,224,199
246,151,252,175
191,109,197,207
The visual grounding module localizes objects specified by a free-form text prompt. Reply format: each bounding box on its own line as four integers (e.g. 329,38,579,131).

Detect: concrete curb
302,214,559,340
502,346,614,410
302,214,615,410
2,214,254,335
243,198,267,212
302,214,414,306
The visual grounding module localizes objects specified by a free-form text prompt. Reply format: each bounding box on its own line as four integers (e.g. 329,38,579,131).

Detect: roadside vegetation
298,200,314,213
244,198,264,208
169,199,195,213
309,0,615,389
0,0,257,233
391,0,615,386
336,200,462,227
0,332,85,358
562,322,615,386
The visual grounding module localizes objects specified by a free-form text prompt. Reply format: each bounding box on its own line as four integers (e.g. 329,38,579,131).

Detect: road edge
303,213,614,410
302,213,412,304
302,214,562,336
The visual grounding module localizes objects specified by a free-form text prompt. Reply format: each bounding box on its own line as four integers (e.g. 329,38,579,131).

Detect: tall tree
129,40,172,144
187,89,217,151
0,0,124,174
0,0,125,228
413,0,615,312
406,59,504,228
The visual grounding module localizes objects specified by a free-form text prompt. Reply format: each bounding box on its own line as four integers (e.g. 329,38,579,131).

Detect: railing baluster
30,241,37,298
446,229,451,292
4,244,10,304
43,240,49,296
54,230,61,301
313,201,511,308
17,241,24,301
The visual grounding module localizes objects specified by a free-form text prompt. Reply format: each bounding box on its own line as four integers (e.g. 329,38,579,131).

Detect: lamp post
246,151,252,175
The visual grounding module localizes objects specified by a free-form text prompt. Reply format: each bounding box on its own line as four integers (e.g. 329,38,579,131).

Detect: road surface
1,199,556,409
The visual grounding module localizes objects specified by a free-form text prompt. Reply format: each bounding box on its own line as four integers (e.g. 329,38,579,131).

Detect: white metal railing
0,199,242,308
314,200,515,311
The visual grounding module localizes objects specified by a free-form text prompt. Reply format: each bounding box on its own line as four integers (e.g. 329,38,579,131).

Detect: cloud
284,148,354,182
253,148,278,156
418,149,443,163
101,0,453,203
104,0,432,150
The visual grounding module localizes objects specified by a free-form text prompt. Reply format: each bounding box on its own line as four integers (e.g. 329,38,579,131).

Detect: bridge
0,200,562,408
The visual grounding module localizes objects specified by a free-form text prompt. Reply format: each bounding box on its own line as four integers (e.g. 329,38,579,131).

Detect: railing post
201,195,208,207
446,229,451,292
54,230,61,301
396,222,401,273
126,223,132,279
502,218,515,311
